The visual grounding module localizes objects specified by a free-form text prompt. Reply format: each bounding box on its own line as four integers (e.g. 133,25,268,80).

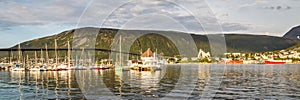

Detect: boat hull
264,60,285,64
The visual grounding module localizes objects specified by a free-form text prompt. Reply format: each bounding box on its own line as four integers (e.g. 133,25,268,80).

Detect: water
0,64,299,99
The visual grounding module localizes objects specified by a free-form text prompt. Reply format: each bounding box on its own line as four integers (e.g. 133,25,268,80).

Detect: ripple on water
1,65,300,99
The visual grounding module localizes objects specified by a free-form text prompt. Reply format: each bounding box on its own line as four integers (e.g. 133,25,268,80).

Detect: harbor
0,40,166,72
1,46,300,72
1,0,300,99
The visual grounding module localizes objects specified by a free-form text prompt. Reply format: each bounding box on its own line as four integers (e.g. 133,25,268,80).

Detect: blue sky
0,0,299,48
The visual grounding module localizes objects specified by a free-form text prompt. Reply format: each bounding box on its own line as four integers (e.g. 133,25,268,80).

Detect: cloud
0,0,257,33
263,6,291,10
0,0,89,29
98,0,231,33
221,23,250,32
237,0,293,11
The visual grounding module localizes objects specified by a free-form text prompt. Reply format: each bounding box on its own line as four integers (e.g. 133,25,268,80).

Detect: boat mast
119,35,122,66
75,51,78,66
87,51,91,66
9,50,13,65
80,48,85,66
67,41,70,68
108,52,111,65
55,39,58,67
18,42,21,64
155,48,157,60
26,54,29,68
35,51,37,67
45,44,49,66
41,49,43,64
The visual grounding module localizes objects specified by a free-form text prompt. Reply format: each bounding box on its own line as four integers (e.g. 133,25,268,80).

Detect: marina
0,1,299,99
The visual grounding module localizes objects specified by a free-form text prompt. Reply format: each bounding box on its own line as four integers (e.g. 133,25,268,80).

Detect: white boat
11,64,25,71
46,64,55,71
29,66,40,71
12,43,25,71
57,64,68,70
29,52,41,71
0,63,9,70
69,65,86,70
28,65,47,71
89,65,106,70
39,65,47,71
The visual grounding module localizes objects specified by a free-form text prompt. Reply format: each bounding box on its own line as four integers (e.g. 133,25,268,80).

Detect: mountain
6,27,300,58
223,34,298,52
283,25,300,40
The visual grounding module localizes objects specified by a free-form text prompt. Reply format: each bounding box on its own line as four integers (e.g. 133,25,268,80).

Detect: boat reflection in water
1,70,84,100
0,64,299,99
76,64,208,99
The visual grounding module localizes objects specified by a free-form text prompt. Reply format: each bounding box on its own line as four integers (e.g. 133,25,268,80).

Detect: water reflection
0,64,299,99
214,64,300,99
0,70,84,100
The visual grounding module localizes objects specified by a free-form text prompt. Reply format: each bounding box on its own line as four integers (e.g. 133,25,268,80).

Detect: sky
0,0,299,48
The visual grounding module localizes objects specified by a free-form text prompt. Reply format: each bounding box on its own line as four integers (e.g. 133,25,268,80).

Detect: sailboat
57,63,68,70
48,39,59,70
66,41,72,70
70,47,87,70
39,49,47,71
99,59,110,69
45,44,53,71
29,51,40,71
90,59,110,70
56,40,67,70
6,50,13,70
11,42,25,71
115,35,123,71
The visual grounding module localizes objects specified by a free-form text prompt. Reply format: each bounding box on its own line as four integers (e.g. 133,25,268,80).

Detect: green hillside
4,27,299,59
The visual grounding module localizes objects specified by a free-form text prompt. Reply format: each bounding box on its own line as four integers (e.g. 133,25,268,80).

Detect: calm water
0,64,299,99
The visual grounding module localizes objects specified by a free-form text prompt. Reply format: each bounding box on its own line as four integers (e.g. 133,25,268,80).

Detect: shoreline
168,62,300,65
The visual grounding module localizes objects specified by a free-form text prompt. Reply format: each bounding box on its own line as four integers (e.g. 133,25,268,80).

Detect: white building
198,49,210,59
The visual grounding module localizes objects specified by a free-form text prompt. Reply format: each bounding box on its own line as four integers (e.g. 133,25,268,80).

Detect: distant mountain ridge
6,27,299,58
283,25,300,40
